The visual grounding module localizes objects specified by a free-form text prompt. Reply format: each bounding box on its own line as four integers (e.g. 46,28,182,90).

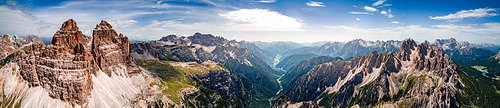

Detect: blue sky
0,0,499,44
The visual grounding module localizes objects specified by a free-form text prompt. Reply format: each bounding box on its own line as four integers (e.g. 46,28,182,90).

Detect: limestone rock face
287,39,462,107
14,19,142,106
24,34,45,44
0,34,16,60
18,19,94,105
92,20,141,76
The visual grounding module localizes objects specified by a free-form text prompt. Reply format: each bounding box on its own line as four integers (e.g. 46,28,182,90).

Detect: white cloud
356,18,360,21
254,0,277,3
381,11,387,15
381,10,394,18
306,1,325,7
219,9,305,31
390,21,400,24
364,6,378,12
350,12,370,14
323,25,358,31
152,1,170,9
108,20,138,28
387,14,394,18
141,20,214,31
0,5,57,36
372,0,386,6
429,8,498,22
7,0,17,6
433,23,500,34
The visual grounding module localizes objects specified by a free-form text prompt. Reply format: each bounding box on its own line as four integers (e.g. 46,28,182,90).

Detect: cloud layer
306,1,325,7
430,8,498,22
218,9,305,31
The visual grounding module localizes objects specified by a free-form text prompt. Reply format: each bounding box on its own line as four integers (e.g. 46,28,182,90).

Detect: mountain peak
60,19,79,31
401,39,417,50
51,19,87,50
95,20,113,30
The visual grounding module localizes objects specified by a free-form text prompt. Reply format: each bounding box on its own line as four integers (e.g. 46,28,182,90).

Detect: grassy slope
140,60,245,107
455,61,500,108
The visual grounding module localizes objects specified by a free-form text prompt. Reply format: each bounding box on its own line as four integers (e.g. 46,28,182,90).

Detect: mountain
232,40,275,66
281,39,402,59
280,56,342,94
140,60,249,108
283,39,462,107
0,19,238,108
282,42,344,58
24,34,45,44
275,53,319,71
0,34,45,65
130,33,284,107
434,38,496,63
432,38,499,76
0,35,16,60
252,41,304,55
249,41,305,65
478,43,500,53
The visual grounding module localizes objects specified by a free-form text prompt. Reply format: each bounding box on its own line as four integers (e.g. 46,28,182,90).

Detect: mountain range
0,19,499,108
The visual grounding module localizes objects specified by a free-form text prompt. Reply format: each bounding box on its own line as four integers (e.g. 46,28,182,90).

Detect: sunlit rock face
0,34,16,60
6,19,144,107
18,19,94,105
287,39,462,108
92,20,141,76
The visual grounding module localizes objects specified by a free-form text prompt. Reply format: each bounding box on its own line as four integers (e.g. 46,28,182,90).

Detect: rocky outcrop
287,39,462,107
0,34,16,60
18,19,94,105
24,34,44,44
280,56,342,91
11,19,142,106
92,20,141,76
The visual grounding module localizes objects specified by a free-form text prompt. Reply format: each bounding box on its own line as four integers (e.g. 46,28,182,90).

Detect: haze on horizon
0,0,499,44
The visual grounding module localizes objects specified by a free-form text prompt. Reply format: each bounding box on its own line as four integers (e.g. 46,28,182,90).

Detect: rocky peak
92,20,140,75
60,19,79,31
19,19,94,105
189,33,225,46
24,34,44,44
2,34,10,43
51,19,87,52
15,19,141,106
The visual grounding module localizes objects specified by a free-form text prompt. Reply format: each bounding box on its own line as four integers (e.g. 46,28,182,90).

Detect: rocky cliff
0,19,150,107
286,39,462,107
92,20,141,76
0,35,16,60
24,34,45,44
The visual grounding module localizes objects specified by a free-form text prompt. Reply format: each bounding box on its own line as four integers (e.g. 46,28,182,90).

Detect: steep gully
269,54,285,106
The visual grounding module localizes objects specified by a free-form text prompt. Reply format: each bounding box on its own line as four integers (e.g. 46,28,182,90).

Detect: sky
0,0,499,44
